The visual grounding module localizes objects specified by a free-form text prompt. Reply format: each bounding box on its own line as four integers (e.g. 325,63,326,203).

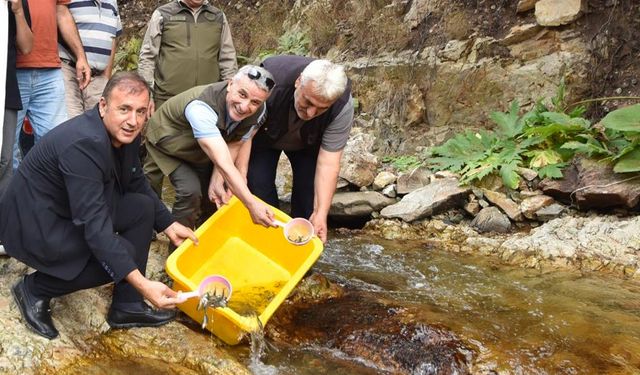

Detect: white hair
299,60,347,101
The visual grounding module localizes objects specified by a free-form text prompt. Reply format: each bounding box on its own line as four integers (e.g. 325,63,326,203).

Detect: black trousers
247,138,318,219
27,192,155,309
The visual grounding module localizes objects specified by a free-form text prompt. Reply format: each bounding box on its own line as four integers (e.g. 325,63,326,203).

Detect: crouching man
0,72,197,339
143,65,277,234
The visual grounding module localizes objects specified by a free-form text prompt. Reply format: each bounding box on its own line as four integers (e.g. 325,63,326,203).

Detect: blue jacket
0,107,173,282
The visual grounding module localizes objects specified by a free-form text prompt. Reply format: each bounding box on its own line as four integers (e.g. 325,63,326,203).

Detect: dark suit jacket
0,107,174,282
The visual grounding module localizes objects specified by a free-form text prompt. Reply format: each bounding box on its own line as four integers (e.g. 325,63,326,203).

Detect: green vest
146,82,264,176
154,2,224,102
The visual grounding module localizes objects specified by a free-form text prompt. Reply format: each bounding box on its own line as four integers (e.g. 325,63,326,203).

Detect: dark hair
102,71,151,101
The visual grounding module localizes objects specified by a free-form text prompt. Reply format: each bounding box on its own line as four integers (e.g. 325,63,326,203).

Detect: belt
61,58,104,78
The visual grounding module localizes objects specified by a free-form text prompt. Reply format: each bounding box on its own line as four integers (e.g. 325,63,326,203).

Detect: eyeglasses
247,67,275,91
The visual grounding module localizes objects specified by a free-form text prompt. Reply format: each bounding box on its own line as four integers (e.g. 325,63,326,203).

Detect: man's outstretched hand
163,222,199,247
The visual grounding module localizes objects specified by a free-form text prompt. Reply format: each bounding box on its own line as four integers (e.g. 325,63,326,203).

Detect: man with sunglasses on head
245,56,353,244
143,65,276,243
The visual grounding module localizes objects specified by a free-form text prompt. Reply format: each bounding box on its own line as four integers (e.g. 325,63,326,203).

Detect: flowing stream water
228,232,640,374
64,231,640,374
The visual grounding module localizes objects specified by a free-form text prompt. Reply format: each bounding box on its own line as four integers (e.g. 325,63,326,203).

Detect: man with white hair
244,55,354,243
143,65,276,238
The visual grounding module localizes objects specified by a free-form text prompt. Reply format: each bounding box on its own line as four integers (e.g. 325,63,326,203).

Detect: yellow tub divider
165,196,324,345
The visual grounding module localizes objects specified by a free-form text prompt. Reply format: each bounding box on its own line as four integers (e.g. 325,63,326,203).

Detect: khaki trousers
61,62,108,118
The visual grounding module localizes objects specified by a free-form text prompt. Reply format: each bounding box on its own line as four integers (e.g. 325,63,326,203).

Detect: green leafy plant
114,37,142,72
382,155,422,172
427,81,598,189
259,29,310,60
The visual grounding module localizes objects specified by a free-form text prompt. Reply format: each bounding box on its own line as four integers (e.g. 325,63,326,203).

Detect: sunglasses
247,68,276,91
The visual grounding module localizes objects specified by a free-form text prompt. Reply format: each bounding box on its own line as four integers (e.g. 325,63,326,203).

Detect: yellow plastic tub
165,196,324,345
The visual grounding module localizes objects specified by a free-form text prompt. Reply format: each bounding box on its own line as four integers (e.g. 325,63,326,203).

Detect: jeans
13,68,68,170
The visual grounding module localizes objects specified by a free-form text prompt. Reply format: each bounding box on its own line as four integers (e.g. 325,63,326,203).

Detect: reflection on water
254,233,640,374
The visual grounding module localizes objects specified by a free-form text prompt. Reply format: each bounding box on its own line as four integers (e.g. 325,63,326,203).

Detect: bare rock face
540,158,640,209
268,274,474,374
535,0,585,26
517,0,538,13
381,179,471,222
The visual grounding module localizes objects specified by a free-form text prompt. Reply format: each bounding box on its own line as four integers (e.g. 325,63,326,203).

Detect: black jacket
0,107,173,281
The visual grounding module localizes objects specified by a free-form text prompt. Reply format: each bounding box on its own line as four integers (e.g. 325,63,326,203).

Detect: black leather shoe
11,276,59,339
107,303,176,329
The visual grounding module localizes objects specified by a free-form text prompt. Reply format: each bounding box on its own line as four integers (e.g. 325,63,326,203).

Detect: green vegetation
382,155,422,172
427,81,640,189
259,29,310,60
114,37,142,72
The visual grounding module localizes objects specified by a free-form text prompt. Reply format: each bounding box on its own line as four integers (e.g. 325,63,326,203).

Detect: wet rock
520,195,554,219
535,203,565,221
482,189,524,221
268,275,473,375
471,207,512,233
396,166,433,195
381,179,471,222
0,241,248,374
339,131,378,188
539,158,640,209
373,171,397,190
535,0,585,26
330,191,397,218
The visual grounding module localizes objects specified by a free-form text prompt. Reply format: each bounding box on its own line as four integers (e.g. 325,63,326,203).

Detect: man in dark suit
0,72,197,340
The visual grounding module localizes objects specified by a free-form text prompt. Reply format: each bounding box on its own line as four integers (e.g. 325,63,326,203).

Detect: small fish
197,288,230,329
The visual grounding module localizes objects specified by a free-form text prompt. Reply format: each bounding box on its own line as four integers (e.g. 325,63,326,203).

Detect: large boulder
540,158,640,209
381,179,471,222
330,191,396,218
535,0,585,26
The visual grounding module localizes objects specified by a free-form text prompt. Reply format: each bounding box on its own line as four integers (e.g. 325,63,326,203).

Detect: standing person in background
0,0,32,257
138,0,238,196
245,56,354,244
59,0,122,117
12,0,91,170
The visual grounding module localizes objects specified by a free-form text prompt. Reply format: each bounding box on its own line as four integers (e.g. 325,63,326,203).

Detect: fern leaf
537,163,566,179
500,161,521,189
